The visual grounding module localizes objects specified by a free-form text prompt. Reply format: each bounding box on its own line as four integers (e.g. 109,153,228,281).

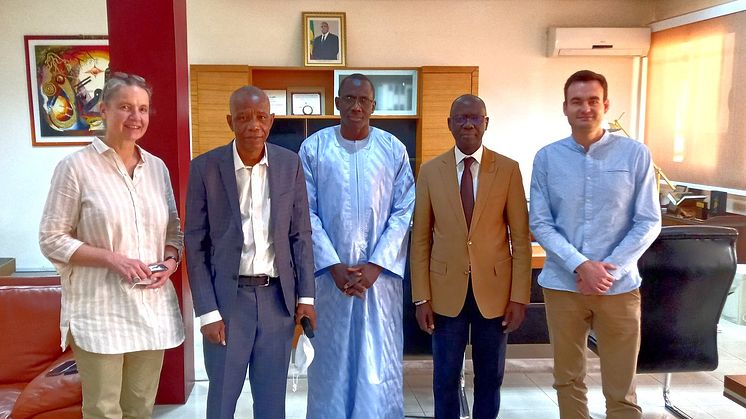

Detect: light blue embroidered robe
299,126,415,419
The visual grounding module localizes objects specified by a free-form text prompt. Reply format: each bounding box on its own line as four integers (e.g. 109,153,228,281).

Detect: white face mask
290,334,315,392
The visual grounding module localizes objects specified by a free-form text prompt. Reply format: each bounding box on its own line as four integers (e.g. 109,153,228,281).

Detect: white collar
92,136,146,165
454,144,484,166
232,140,269,171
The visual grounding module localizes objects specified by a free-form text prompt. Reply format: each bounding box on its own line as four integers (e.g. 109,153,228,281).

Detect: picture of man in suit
410,94,532,418
184,86,316,419
311,21,339,60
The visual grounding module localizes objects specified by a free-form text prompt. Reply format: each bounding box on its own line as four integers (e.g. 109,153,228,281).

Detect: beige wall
652,0,735,21
0,0,108,271
188,0,653,188
3,0,655,270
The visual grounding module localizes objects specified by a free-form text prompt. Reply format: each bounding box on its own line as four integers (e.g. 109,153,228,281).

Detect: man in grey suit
185,86,316,419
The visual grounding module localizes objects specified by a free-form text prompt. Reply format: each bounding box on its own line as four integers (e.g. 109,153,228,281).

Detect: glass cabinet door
334,69,418,116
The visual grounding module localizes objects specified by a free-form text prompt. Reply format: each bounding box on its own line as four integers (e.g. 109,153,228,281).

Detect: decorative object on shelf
303,12,346,67
607,113,630,137
288,87,324,115
24,35,109,146
710,190,728,216
291,93,323,116
333,69,418,116
266,90,287,116
672,194,708,219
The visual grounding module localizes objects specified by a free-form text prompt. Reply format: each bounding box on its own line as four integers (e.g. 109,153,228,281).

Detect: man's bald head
226,86,274,163
448,94,489,155
450,94,486,116
230,86,269,115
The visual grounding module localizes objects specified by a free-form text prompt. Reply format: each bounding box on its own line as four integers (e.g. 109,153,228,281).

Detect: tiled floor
153,320,746,418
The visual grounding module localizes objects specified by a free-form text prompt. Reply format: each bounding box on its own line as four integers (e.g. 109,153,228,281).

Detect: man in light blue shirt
530,70,661,419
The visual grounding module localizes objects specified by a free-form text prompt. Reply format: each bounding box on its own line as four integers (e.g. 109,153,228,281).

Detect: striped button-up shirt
39,137,184,354
529,132,662,294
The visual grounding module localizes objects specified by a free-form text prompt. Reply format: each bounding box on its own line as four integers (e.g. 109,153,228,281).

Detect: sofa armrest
11,350,82,419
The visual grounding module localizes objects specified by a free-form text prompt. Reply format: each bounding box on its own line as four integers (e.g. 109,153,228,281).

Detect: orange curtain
646,11,746,191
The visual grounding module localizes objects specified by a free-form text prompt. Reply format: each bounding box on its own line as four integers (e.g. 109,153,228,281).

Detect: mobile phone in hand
148,263,168,273
47,360,77,377
130,278,155,288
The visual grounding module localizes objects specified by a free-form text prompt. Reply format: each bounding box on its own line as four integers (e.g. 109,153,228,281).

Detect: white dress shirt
455,145,484,199
233,141,277,277
200,142,312,327
39,137,184,354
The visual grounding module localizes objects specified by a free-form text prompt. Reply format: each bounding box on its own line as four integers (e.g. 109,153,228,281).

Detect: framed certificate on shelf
265,90,287,115
291,93,322,115
288,86,324,115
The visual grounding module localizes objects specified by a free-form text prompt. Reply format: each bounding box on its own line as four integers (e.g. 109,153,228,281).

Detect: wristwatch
414,300,429,306
164,255,179,268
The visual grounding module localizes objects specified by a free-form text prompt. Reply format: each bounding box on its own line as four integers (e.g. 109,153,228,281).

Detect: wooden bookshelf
190,65,479,172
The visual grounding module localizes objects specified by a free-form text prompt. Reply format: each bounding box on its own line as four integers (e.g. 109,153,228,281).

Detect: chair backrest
702,215,746,263
637,225,737,373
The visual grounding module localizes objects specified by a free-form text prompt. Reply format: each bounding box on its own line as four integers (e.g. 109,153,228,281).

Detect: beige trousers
544,288,642,419
70,335,165,419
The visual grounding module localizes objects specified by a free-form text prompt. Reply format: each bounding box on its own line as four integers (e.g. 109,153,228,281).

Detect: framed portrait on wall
303,12,346,67
24,35,109,146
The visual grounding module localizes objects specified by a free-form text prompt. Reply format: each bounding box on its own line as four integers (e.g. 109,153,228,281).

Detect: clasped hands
109,253,178,289
330,263,383,299
575,260,617,295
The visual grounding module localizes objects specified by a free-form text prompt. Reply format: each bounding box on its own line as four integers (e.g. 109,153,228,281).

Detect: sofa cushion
11,350,82,419
0,286,63,383
33,405,82,419
0,383,24,419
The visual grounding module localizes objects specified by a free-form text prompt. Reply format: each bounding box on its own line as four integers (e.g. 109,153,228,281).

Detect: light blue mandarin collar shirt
529,131,662,294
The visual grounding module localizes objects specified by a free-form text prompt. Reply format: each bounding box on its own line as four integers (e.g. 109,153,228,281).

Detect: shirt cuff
298,297,314,305
567,254,589,274
199,310,222,327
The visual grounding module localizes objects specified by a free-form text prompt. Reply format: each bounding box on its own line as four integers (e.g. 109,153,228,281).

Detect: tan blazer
410,147,531,318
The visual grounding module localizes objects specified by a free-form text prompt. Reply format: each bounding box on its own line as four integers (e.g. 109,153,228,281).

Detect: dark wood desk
662,213,746,264
724,375,746,408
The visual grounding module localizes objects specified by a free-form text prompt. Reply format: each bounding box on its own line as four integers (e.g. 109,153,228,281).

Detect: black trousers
432,282,508,419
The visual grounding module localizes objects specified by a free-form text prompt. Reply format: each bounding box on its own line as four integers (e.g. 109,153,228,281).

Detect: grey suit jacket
184,141,315,321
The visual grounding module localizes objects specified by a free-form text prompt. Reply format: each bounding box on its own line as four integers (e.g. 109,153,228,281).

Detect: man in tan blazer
410,94,532,418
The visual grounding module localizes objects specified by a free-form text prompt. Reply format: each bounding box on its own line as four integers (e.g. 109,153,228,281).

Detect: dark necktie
461,157,475,230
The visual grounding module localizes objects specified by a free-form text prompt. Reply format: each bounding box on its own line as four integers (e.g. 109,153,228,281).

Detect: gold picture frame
303,12,346,67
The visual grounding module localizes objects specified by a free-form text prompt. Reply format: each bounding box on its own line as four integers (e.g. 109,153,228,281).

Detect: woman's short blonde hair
101,72,153,105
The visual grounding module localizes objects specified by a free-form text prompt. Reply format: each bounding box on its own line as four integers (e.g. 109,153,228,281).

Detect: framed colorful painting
24,35,109,146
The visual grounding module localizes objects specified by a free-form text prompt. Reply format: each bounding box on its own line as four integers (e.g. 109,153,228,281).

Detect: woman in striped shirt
40,72,184,419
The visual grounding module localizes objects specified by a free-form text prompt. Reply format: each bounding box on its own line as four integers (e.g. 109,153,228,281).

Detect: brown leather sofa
0,276,82,419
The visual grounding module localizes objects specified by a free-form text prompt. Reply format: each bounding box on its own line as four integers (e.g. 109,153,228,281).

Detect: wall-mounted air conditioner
547,27,651,57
